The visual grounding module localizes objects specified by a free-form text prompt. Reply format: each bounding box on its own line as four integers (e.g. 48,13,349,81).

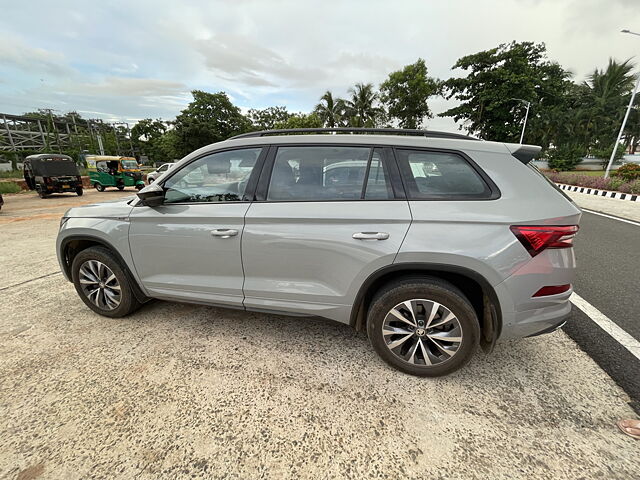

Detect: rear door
241,144,412,323
128,147,264,306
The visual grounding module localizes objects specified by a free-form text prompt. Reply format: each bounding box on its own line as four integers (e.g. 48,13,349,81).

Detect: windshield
29,158,79,176
121,160,139,169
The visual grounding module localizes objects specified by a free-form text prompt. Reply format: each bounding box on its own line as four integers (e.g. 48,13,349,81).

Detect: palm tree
345,83,383,127
583,58,636,148
314,91,346,128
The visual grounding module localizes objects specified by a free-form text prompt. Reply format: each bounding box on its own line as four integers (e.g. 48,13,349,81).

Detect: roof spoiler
505,144,542,164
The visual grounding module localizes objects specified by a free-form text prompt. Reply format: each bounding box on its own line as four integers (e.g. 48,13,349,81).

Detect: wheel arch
350,263,502,352
60,235,149,304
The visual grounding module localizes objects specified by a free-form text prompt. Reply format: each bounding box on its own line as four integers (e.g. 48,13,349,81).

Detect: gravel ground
1,191,638,479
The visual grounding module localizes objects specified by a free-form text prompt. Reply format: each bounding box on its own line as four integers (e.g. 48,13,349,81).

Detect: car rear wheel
71,246,141,318
76,186,83,196
117,185,125,191
95,183,105,192
367,277,480,377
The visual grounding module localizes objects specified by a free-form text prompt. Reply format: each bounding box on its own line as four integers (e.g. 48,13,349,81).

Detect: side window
363,150,392,199
163,148,262,204
158,164,168,172
396,149,491,199
267,146,392,201
96,161,108,173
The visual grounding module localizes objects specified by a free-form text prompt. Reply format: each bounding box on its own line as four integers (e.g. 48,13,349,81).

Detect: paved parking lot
0,191,638,479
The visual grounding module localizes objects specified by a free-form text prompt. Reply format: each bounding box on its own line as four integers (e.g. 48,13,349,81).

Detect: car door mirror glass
137,182,165,207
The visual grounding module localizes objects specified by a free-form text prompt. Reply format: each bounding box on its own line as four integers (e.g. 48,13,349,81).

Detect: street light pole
511,98,531,144
604,29,640,178
520,101,531,144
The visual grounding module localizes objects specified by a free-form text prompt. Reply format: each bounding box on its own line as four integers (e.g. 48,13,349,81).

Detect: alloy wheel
382,299,463,366
78,260,121,310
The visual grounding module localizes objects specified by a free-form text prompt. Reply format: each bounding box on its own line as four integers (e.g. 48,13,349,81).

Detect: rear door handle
211,229,239,238
352,232,389,240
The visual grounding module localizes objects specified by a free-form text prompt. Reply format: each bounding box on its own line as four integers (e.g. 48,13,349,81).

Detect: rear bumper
500,297,572,339
494,248,576,340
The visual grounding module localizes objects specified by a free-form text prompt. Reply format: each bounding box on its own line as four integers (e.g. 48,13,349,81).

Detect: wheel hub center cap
99,282,105,288
415,328,426,337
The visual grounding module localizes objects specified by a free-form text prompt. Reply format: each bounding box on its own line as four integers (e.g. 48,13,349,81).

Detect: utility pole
605,29,640,178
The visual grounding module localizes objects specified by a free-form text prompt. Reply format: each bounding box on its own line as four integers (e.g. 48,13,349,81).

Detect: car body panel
57,198,137,283
242,200,412,322
127,202,250,307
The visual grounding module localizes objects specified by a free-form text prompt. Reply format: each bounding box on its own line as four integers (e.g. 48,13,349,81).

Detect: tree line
20,41,640,171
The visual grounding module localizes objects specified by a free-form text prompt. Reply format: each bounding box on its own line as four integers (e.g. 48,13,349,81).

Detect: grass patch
0,170,22,179
565,170,605,177
0,182,22,194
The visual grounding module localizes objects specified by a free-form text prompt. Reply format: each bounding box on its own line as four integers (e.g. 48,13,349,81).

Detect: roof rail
229,127,479,141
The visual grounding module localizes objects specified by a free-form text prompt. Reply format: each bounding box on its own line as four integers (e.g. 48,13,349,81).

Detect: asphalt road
565,210,640,412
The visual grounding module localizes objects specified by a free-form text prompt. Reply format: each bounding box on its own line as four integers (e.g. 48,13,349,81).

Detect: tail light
510,225,579,257
533,284,571,297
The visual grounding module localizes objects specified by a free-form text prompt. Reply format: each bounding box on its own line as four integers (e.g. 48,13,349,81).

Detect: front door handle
211,229,239,238
352,232,390,240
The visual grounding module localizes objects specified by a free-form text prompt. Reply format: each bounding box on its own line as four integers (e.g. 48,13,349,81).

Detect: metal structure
0,111,134,157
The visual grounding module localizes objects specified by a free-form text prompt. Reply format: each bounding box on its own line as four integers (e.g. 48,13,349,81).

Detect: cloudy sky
1,0,639,132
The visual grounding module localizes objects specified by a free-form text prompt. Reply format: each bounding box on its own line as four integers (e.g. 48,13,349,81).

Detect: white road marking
582,208,640,227
570,292,640,361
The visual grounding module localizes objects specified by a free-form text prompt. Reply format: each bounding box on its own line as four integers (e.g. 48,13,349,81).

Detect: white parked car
146,163,175,183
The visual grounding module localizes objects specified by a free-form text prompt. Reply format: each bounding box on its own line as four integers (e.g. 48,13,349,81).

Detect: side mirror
137,182,165,207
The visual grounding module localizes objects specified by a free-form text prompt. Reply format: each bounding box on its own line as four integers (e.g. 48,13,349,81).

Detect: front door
242,145,412,322
128,147,264,307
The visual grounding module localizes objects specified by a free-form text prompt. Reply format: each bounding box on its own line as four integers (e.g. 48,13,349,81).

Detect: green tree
314,91,347,127
274,112,323,129
380,59,439,129
582,59,637,151
440,42,572,143
131,118,169,162
247,106,292,130
172,90,250,157
345,83,384,127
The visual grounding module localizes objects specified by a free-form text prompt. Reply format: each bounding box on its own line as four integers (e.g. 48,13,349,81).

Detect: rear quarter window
395,148,495,200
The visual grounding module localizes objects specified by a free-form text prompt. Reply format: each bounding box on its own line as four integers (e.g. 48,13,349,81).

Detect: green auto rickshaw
86,155,145,191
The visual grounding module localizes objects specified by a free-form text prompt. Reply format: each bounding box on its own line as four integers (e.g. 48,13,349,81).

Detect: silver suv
57,128,581,376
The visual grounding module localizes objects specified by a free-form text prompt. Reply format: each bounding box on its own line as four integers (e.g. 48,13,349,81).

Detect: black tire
71,246,141,318
76,187,84,196
117,185,125,191
367,277,480,377
95,183,105,192
135,184,144,190
37,188,47,199
148,178,154,184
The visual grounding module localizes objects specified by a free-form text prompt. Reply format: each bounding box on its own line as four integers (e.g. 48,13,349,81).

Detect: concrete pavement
0,190,638,479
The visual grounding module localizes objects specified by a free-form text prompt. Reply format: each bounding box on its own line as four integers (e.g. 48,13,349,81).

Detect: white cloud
72,77,187,97
0,36,72,76
1,0,640,131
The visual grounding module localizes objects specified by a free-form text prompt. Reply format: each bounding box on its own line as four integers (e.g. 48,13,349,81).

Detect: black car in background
23,154,83,198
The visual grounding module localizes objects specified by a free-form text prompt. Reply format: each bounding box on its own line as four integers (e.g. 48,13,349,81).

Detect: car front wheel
71,246,141,318
367,277,480,377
